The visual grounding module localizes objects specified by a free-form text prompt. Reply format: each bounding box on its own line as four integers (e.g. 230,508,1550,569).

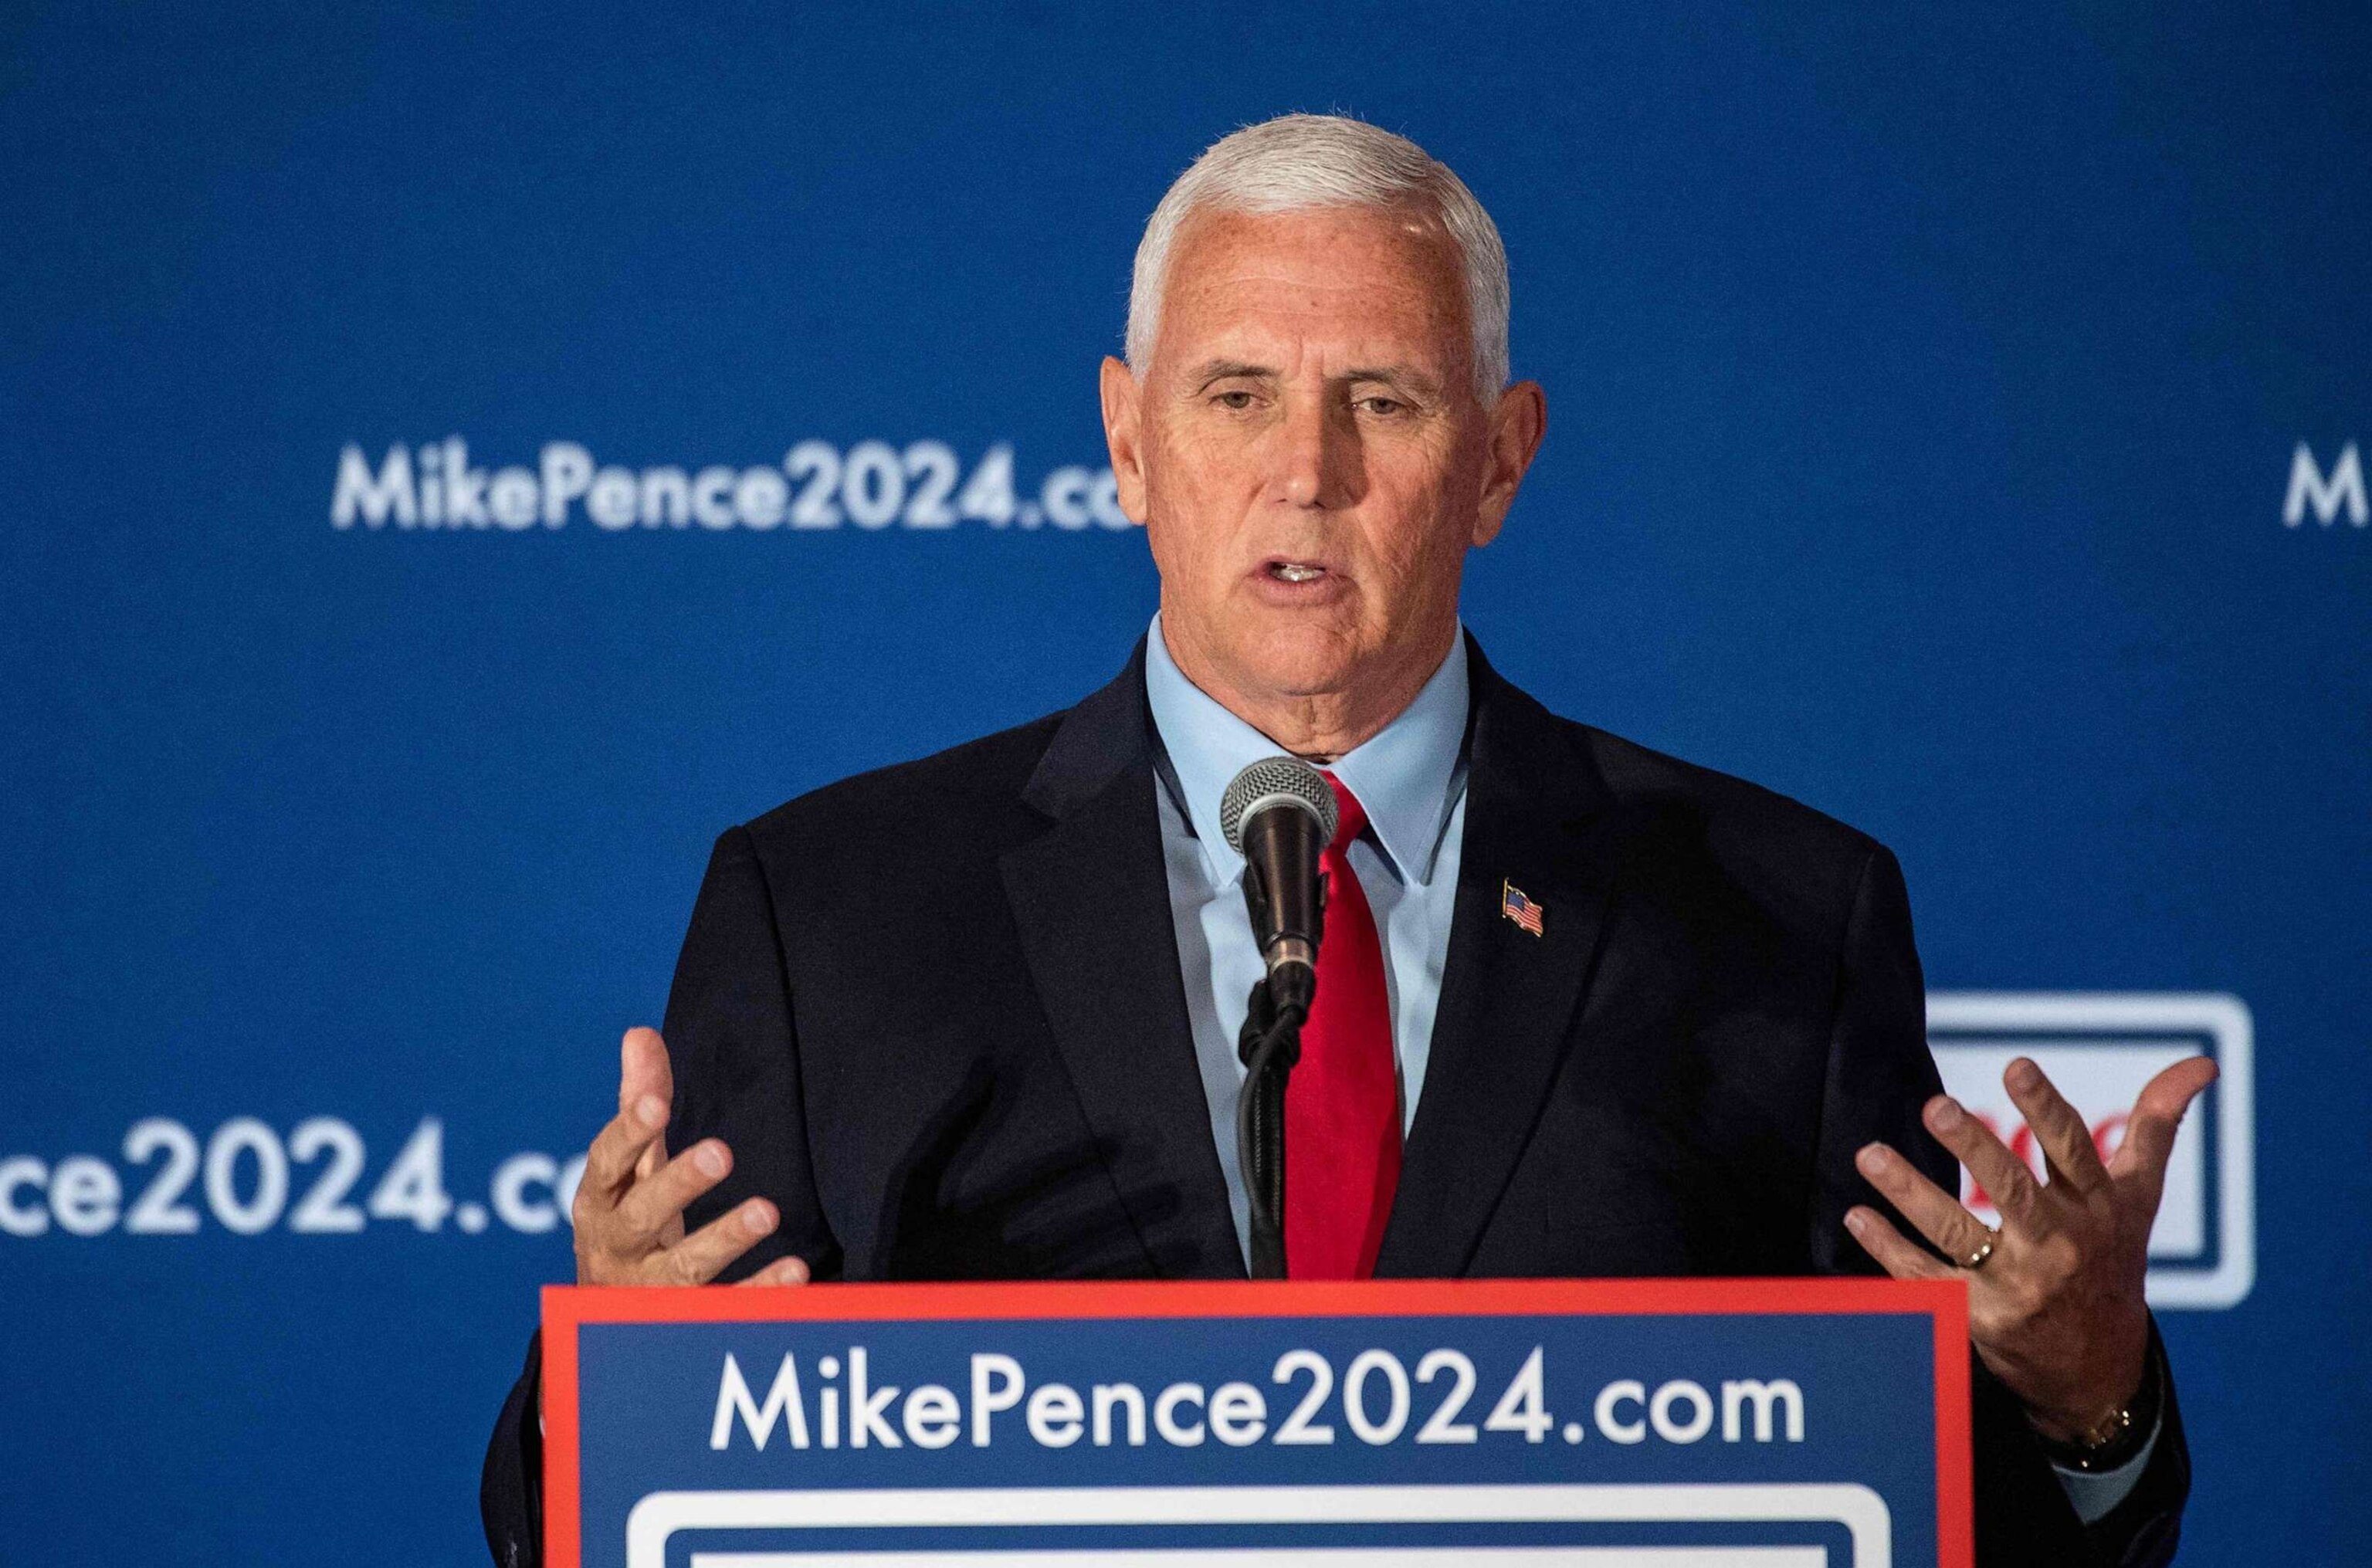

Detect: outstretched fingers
2110,1055,2219,1197
578,1085,669,1217
1923,1094,2046,1232
2004,1058,2109,1195
1845,1204,1954,1281
614,1138,735,1246
737,1255,812,1288
618,1027,674,1117
1855,1142,1993,1264
576,1024,799,1289
651,1198,780,1285
580,1030,676,1207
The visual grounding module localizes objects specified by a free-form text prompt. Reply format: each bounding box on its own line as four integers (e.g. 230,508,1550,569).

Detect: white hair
1125,113,1511,402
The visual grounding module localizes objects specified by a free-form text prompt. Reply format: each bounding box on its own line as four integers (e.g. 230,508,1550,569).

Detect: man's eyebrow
1190,359,1276,388
1343,365,1442,395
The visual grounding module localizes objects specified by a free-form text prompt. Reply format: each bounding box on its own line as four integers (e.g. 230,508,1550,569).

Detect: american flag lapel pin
1501,879,1545,936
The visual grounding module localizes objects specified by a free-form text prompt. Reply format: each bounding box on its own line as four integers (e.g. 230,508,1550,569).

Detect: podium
543,1278,1971,1568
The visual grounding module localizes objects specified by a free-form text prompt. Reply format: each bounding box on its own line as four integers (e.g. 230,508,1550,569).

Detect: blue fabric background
2,4,2364,1561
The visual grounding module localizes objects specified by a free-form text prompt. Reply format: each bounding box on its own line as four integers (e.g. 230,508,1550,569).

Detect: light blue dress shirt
1144,614,1469,1262
1140,612,2151,1522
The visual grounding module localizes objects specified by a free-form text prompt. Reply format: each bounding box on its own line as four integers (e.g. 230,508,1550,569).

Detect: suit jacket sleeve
479,826,838,1566
1814,843,2190,1568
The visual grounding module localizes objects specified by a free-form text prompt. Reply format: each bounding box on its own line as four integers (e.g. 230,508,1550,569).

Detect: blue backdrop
2,4,2364,1562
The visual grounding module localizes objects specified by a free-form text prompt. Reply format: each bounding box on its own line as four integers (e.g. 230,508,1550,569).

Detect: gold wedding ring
1962,1229,1998,1271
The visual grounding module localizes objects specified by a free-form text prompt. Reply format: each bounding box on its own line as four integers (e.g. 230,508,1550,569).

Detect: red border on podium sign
543,1275,1971,1568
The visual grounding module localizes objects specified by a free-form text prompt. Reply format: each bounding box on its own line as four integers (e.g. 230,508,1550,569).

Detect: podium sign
543,1278,1970,1568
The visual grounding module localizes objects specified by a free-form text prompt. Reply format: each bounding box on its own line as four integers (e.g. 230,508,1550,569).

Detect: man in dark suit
485,113,2207,1566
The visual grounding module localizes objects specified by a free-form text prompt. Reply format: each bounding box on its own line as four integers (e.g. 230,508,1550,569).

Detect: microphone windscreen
1220,756,1339,855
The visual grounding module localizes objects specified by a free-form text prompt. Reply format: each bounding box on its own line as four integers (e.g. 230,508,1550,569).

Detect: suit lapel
1376,644,1623,1278
1000,644,1245,1278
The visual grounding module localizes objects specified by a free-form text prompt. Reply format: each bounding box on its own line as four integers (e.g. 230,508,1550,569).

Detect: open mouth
1265,560,1328,583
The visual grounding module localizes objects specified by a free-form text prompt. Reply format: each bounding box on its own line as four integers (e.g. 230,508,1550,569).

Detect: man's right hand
570,1027,808,1287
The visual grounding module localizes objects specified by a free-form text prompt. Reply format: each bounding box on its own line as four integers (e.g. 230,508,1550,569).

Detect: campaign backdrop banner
2,4,2365,1563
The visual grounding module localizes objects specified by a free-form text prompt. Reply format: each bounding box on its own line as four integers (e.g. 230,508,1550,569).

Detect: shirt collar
1144,614,1469,889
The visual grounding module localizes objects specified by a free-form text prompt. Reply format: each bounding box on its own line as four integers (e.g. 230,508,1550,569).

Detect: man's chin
1228,626,1369,701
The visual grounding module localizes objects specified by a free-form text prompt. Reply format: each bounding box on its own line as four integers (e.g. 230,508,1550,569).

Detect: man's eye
1359,397,1406,416
1212,391,1256,411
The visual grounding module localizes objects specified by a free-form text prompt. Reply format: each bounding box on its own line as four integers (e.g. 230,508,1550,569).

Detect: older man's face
1102,204,1540,737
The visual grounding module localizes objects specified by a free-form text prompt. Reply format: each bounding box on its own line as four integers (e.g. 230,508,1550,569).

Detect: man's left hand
1845,1055,2218,1443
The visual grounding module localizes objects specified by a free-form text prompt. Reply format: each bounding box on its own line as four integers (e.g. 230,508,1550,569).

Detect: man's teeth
1271,562,1324,582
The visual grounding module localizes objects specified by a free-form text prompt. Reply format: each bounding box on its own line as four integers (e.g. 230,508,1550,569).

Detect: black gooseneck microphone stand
1235,977,1305,1279
1235,858,1324,1280
1225,760,1333,1280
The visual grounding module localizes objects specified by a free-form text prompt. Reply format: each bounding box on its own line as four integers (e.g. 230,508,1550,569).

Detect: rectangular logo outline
1926,991,2255,1310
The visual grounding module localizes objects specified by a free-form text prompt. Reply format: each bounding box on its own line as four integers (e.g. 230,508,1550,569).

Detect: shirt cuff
2051,1401,2163,1525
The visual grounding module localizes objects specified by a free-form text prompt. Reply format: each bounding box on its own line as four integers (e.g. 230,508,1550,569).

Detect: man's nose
1272,395,1356,510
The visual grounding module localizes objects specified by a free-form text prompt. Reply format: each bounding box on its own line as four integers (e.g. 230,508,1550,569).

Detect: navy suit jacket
483,636,2188,1566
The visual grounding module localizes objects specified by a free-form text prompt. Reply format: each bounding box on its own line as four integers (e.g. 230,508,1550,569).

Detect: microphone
1221,756,1339,1018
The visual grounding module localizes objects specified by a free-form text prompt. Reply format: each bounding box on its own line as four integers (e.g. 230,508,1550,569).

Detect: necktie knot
1323,773,1369,855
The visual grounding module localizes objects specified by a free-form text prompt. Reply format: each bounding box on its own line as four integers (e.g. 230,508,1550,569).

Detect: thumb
2110,1055,2218,1192
618,1027,675,1120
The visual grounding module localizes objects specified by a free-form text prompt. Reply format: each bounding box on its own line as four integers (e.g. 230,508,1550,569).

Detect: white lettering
2285,442,2367,527
0,1156,50,1237
1722,1378,1805,1442
1207,1381,1266,1446
330,444,416,529
333,442,1127,537
1343,1350,1411,1444
1650,1379,1715,1444
970,1353,1023,1445
1025,1383,1085,1448
692,466,737,530
1483,1347,1552,1443
488,467,537,530
1042,465,1093,529
640,466,690,527
847,1346,901,1448
1272,1349,1336,1444
735,466,787,529
1153,1382,1206,1446
902,1384,961,1449
540,442,591,525
49,1155,120,1236
489,1152,559,1233
1595,1379,1646,1444
587,467,637,529
442,437,489,527
710,1352,810,1451
1092,1382,1145,1447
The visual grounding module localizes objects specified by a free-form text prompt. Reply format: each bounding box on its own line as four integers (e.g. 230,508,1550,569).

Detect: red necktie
1285,774,1402,1279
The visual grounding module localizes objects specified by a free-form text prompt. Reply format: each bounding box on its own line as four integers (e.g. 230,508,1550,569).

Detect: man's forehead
1156,205,1469,371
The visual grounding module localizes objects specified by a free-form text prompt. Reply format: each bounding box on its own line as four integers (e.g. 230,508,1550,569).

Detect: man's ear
1100,355,1149,524
1470,379,1547,548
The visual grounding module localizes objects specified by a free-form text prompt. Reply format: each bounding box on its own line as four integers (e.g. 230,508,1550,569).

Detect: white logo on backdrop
330,439,1133,533
1928,991,2255,1309
2284,442,2366,527
0,1116,582,1241
7,991,2257,1307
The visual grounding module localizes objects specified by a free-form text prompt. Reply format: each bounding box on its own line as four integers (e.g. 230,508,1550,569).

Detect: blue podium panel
544,1279,1971,1568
